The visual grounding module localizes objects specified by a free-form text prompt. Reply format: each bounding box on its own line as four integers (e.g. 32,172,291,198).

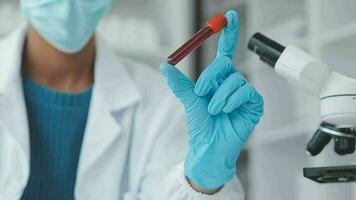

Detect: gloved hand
160,10,264,190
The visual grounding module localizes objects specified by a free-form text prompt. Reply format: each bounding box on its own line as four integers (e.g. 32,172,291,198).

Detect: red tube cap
206,13,228,33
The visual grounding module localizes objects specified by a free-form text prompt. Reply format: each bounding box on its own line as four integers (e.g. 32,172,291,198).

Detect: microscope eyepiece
247,33,285,67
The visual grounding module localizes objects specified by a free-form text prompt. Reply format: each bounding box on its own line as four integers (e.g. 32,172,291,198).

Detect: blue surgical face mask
21,0,113,53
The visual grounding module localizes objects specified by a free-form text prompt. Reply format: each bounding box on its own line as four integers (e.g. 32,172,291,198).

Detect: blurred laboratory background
1,0,356,199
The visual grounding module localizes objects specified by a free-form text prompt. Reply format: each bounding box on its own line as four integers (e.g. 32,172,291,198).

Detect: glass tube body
167,26,214,65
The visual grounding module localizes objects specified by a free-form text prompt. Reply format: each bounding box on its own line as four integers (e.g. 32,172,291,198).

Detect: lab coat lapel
0,25,30,170
75,38,141,198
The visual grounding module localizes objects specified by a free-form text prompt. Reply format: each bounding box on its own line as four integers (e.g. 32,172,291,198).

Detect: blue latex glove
160,10,263,190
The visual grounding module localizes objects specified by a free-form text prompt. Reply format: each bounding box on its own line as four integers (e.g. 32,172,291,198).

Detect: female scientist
0,0,263,199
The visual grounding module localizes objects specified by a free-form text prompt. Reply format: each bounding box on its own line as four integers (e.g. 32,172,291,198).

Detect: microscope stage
304,165,356,183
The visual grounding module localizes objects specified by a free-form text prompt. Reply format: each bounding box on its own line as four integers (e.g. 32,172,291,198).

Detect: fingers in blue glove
223,84,261,113
160,63,195,105
207,72,246,115
194,56,236,96
216,10,239,59
194,10,240,97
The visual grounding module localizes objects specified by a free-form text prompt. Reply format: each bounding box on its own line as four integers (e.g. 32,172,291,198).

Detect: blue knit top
21,76,92,200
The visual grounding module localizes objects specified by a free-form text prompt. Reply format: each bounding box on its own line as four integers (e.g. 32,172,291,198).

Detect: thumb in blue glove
160,10,264,190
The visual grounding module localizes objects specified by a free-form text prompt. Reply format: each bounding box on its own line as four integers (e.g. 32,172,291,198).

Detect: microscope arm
274,45,356,127
248,32,356,128
276,46,356,99
274,45,331,98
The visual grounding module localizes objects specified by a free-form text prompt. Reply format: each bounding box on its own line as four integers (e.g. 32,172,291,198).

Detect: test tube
167,13,227,65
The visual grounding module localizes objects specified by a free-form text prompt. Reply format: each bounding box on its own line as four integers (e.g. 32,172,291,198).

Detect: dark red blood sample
167,13,227,65
168,26,213,65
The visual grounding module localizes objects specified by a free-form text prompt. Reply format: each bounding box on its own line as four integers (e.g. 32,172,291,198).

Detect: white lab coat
0,25,244,200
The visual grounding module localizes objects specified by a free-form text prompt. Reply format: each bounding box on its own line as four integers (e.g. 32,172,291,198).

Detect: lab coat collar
0,24,26,97
75,33,142,194
94,37,141,111
0,24,30,161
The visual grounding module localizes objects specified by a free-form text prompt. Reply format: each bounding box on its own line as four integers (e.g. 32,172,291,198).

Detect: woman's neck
22,25,95,93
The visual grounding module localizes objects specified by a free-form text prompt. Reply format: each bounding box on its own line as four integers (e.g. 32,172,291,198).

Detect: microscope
247,33,356,183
